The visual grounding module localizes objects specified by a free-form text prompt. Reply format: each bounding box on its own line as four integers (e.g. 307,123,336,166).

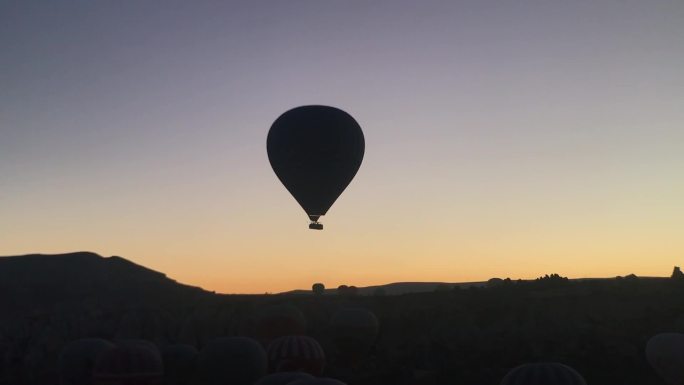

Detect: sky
1,0,683,294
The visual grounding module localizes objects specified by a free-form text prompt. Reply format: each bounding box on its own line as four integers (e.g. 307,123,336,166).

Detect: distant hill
282,281,488,296
282,276,669,296
0,252,207,310
0,252,669,302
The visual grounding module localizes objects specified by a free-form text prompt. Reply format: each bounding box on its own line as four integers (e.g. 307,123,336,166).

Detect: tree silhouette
434,283,451,292
312,283,325,296
373,287,386,297
672,266,684,280
337,285,349,296
534,273,569,288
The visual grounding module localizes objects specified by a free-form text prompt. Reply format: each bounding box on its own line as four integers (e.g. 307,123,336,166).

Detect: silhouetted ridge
0,252,166,285
0,252,205,308
281,281,487,296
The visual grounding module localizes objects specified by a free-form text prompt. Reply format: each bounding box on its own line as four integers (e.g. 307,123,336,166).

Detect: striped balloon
93,344,163,385
266,335,325,376
500,363,587,385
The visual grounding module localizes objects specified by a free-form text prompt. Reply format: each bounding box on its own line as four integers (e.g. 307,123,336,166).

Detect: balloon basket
309,222,323,230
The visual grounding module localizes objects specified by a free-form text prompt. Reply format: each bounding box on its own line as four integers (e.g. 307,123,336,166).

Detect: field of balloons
2,276,684,385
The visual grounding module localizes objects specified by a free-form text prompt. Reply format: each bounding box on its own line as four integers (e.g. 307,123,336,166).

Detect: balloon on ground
646,333,684,385
266,335,325,375
197,337,267,385
500,362,587,385
58,338,115,385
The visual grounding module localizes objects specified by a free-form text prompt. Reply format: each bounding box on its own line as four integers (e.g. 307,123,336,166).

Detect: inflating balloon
267,335,325,375
197,337,267,385
330,308,378,365
117,339,161,358
288,378,347,385
267,105,365,230
93,343,163,385
58,338,114,385
161,344,198,385
500,362,587,385
646,333,684,385
253,304,307,344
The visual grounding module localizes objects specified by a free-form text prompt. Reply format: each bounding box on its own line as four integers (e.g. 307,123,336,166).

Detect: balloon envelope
330,308,378,364
161,344,198,385
646,333,684,385
288,378,347,385
500,362,587,385
58,338,115,385
267,335,325,375
197,337,267,385
93,343,163,385
254,372,314,385
267,105,364,226
254,304,307,344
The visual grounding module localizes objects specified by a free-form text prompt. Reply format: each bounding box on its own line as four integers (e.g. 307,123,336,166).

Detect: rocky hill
0,252,207,312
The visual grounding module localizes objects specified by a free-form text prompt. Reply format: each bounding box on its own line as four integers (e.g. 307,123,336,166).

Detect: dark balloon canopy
267,105,364,230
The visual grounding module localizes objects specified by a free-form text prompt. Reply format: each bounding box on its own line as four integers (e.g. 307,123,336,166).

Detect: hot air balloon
116,339,161,358
58,338,114,385
330,308,378,366
253,304,307,345
288,378,347,385
197,337,267,385
266,335,325,375
92,343,163,385
267,105,365,230
161,344,198,385
500,362,587,385
254,372,314,385
646,333,684,385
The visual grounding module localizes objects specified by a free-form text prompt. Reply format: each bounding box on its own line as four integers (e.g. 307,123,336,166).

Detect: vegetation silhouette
2,252,684,384
312,284,325,296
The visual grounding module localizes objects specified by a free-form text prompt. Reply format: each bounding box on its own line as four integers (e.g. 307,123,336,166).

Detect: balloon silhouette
93,343,163,385
500,362,587,385
255,372,314,385
646,333,684,385
161,344,198,385
253,304,307,345
197,337,267,385
59,338,115,385
267,105,364,230
330,308,379,366
266,335,326,375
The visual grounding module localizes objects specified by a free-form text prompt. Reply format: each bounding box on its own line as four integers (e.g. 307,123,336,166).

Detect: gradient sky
1,1,683,293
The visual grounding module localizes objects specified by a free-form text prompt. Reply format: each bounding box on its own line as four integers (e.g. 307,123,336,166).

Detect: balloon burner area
308,215,323,230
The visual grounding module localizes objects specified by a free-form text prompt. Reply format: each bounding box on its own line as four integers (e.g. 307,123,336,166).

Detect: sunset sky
2,1,683,293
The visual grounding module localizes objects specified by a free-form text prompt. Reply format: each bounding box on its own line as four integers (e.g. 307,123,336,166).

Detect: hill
0,252,681,385
283,276,665,296
282,281,488,296
0,251,207,311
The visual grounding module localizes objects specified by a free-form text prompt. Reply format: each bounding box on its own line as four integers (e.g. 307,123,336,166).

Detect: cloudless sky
1,0,683,293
